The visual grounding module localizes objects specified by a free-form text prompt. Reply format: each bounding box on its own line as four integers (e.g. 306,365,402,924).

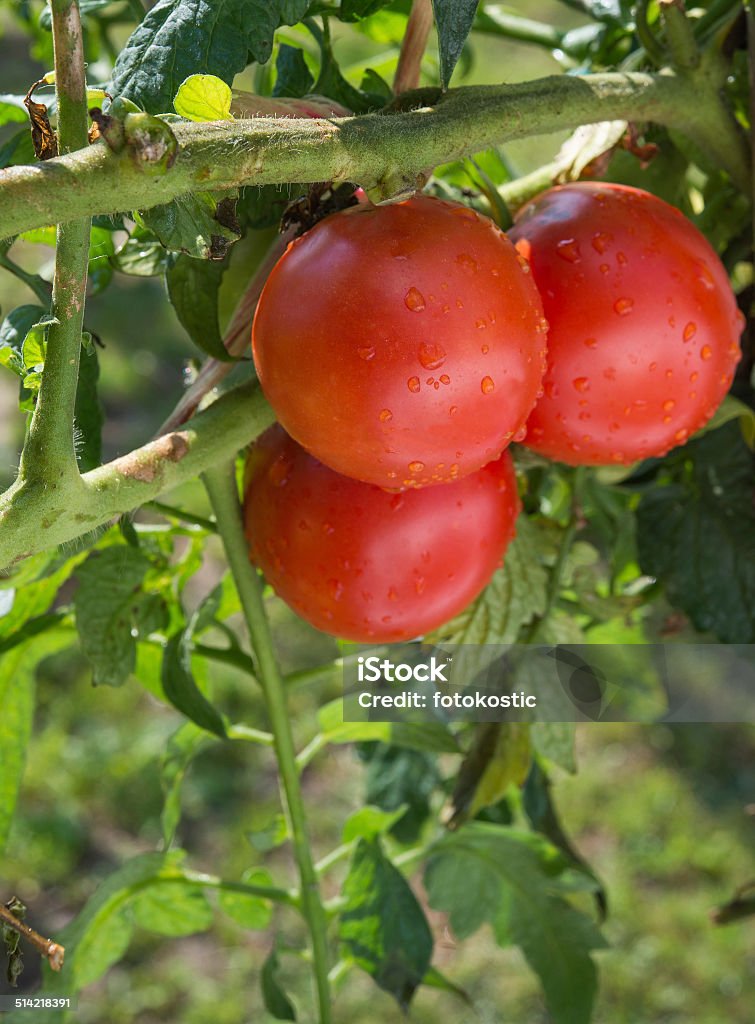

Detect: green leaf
160,722,211,846
342,804,408,842
174,74,233,121
139,192,240,260
165,253,234,361
88,226,115,294
110,0,309,113
313,45,374,114
340,837,433,1009
531,721,577,774
0,550,86,646
161,632,228,737
694,394,755,449
425,824,606,1024
422,965,471,1004
340,0,393,21
0,633,71,856
447,722,532,828
362,744,439,844
21,320,50,372
318,698,459,753
74,342,103,472
0,128,36,170
218,870,274,929
0,94,28,126
273,44,314,98
111,226,170,277
73,547,152,686
637,423,755,642
131,879,214,936
261,946,297,1021
432,0,479,89
0,305,46,378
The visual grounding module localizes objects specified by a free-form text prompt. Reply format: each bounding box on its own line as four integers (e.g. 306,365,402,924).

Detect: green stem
474,9,564,51
660,0,701,70
145,500,218,532
202,464,332,1024
18,0,90,488
0,70,749,239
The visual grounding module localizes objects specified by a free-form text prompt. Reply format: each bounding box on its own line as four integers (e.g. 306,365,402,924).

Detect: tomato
509,182,743,465
252,194,547,489
243,425,520,642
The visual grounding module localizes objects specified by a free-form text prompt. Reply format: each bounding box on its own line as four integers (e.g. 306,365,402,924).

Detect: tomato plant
510,183,743,465
243,424,520,642
252,194,547,488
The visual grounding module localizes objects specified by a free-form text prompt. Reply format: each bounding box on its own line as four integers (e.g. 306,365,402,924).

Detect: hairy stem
0,71,748,239
394,0,434,94
0,380,275,570
202,464,332,1024
0,901,65,971
18,0,90,487
660,0,701,70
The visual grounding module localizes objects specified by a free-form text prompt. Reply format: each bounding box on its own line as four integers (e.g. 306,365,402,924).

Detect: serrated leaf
111,227,169,277
342,804,408,842
425,824,606,1024
165,253,233,360
161,632,227,737
160,722,210,846
110,0,309,113
74,343,103,472
340,838,433,1009
362,745,439,844
432,0,479,89
73,547,152,686
637,423,755,642
131,879,213,936
447,721,532,828
0,306,46,378
139,192,239,260
0,633,71,856
273,44,314,98
218,870,274,929
261,946,297,1021
174,74,233,121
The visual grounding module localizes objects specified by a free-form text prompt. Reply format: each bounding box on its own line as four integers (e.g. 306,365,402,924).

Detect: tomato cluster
246,186,742,641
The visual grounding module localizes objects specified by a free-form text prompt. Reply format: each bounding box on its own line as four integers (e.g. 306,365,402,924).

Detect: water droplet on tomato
456,253,478,272
481,375,495,394
476,319,486,329
573,377,590,392
689,371,699,383
328,579,344,601
439,374,450,385
649,361,658,371
513,424,527,442
701,345,712,360
357,345,375,361
418,341,446,369
675,428,689,442
322,522,335,535
584,337,598,348
599,263,610,274
404,287,426,312
591,231,612,254
407,376,420,392
683,322,697,342
481,344,489,355
695,260,715,290
408,460,425,473
379,409,392,422
387,587,398,601
449,405,458,416
414,577,425,595
614,297,634,316
556,238,581,263
662,399,675,412
617,251,628,265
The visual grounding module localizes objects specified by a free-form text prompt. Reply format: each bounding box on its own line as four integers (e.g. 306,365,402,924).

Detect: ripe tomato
509,182,743,465
243,425,520,642
252,194,546,489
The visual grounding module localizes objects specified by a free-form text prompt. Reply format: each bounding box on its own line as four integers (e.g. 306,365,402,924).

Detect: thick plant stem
202,464,332,1024
394,0,433,94
0,70,749,238
19,0,90,487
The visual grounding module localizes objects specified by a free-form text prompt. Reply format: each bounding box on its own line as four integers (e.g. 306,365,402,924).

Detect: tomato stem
202,463,333,1024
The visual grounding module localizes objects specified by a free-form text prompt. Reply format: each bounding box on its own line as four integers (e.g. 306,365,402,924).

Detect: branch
203,464,332,1023
0,72,748,240
18,0,90,487
0,901,65,972
0,381,275,570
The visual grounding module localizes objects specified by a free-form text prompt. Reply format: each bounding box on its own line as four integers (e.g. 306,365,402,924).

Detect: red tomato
509,182,743,465
243,425,520,642
252,195,546,489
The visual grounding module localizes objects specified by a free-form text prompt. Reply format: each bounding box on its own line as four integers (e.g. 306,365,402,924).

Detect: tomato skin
252,195,546,489
509,182,743,465
243,426,520,642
